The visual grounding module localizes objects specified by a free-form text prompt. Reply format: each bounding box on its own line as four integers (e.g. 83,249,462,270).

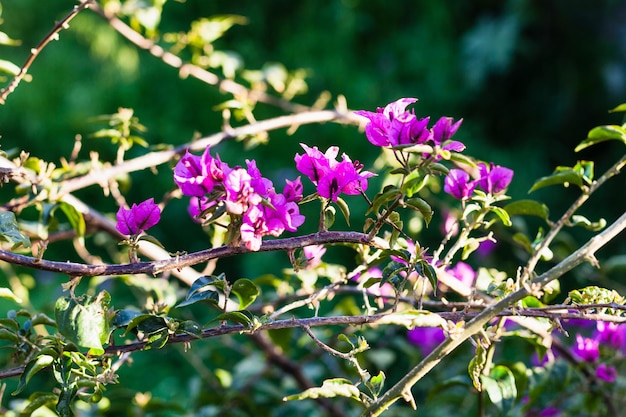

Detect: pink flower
595,321,625,350
173,148,226,197
443,169,476,200
355,98,431,147
477,162,514,194
295,144,375,202
447,262,476,287
596,363,617,383
572,334,599,362
430,116,463,146
116,198,161,236
407,327,446,357
303,245,326,269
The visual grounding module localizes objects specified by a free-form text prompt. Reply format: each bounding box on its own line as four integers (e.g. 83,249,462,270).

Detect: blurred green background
1,1,626,414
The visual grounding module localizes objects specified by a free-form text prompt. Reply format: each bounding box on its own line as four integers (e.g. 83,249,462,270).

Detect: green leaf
529,169,583,193
0,287,22,303
0,211,31,249
18,392,58,417
283,378,361,402
365,371,386,399
404,197,433,226
177,320,203,338
569,215,606,231
401,172,429,198
335,197,351,227
231,278,260,309
488,206,512,227
415,260,438,295
54,292,111,355
566,286,625,306
323,205,336,230
213,310,254,327
176,289,221,308
14,353,56,395
0,58,20,75
504,200,549,221
468,342,487,391
575,125,626,152
480,365,517,416
609,103,626,113
0,328,18,343
58,201,86,237
367,186,401,215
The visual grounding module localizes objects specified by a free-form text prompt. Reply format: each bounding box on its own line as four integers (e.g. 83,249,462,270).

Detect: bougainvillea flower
355,97,431,147
223,167,261,215
295,144,374,202
116,198,161,236
572,334,599,362
407,327,446,357
443,169,476,200
187,196,216,221
595,321,625,350
294,144,338,184
173,148,227,197
303,245,326,269
283,177,304,203
596,363,617,383
431,116,463,145
446,261,476,287
477,162,514,194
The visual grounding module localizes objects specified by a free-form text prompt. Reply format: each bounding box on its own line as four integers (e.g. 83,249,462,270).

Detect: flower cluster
355,97,464,153
174,147,305,251
444,162,514,200
569,320,624,383
294,143,375,202
116,198,161,236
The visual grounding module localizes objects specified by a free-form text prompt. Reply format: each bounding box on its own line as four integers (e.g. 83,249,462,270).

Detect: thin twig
0,0,94,105
57,109,362,196
90,2,311,114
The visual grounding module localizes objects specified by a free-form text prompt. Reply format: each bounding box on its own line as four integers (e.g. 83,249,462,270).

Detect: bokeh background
1,1,626,415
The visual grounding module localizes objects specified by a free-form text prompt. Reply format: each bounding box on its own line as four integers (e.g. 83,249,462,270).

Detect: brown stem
0,1,94,105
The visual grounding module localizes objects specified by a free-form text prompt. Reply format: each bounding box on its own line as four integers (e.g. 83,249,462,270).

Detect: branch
522,153,626,280
0,231,386,277
361,210,626,416
0,0,94,105
90,2,311,114
57,109,361,196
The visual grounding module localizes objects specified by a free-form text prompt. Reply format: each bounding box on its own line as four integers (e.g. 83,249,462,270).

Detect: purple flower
295,144,375,202
595,321,625,350
443,169,476,200
303,245,326,269
174,148,227,197
572,334,600,362
283,177,303,203
116,198,161,236
187,196,216,221
596,363,617,383
477,162,514,194
447,262,476,287
431,116,463,145
407,327,446,357
476,239,497,258
355,98,431,147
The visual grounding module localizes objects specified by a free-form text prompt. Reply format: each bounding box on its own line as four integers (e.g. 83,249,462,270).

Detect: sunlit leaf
14,353,56,395
529,169,583,193
54,292,110,355
575,125,626,152
231,278,260,309
58,201,86,237
365,371,386,399
283,378,361,402
504,200,549,221
18,392,58,417
213,310,254,327
569,215,606,231
335,197,351,226
480,365,517,416
0,211,31,249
